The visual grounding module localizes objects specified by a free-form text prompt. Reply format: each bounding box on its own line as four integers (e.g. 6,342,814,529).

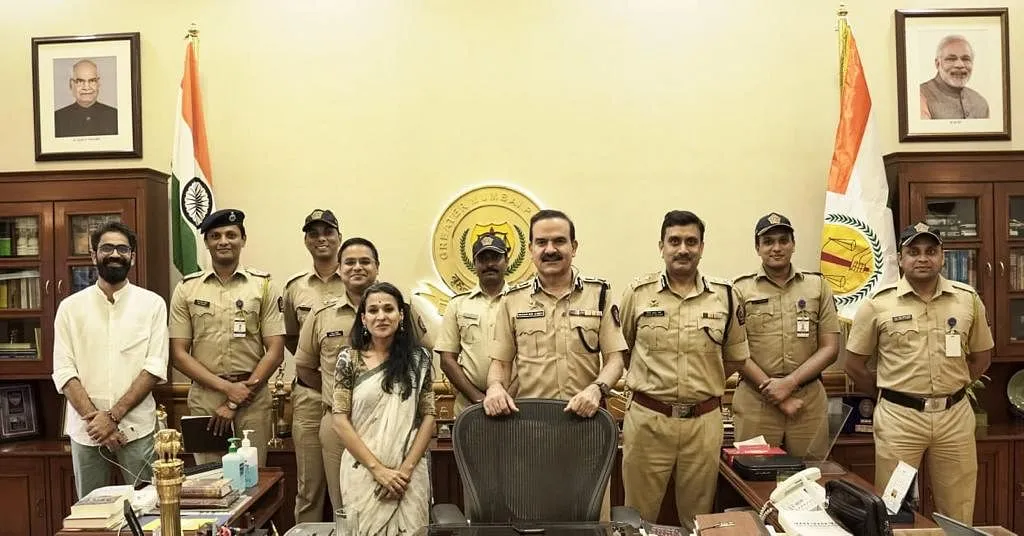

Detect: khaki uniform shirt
435,284,508,411
493,271,628,400
282,269,346,336
732,267,840,376
621,271,749,403
293,293,358,407
169,267,286,375
293,293,435,407
846,276,994,395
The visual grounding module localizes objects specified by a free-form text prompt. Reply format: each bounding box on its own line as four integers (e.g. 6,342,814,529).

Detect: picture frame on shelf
895,8,1011,142
0,384,39,440
31,32,142,161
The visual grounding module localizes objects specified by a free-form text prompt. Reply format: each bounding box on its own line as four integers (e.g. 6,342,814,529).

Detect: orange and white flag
171,27,215,276
819,14,898,320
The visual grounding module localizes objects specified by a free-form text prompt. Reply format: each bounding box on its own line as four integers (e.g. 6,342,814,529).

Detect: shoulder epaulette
181,270,204,282
950,281,978,294
452,291,471,298
871,283,898,297
581,276,608,285
732,272,757,283
245,268,270,278
504,280,532,295
284,270,309,289
800,270,824,276
704,275,733,287
629,272,660,289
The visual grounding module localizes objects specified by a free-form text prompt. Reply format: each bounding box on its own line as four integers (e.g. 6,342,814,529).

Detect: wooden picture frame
31,32,142,161
0,383,39,440
895,8,1011,142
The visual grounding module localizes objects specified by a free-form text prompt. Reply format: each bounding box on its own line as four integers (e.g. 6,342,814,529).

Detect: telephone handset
769,467,826,512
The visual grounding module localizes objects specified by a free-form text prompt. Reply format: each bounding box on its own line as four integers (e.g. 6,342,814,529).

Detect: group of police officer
169,205,991,527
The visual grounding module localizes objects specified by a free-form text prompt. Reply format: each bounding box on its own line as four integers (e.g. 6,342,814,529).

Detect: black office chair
432,399,637,525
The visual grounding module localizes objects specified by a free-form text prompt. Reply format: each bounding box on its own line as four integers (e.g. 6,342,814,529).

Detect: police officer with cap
846,222,993,523
732,212,840,459
283,209,344,523
170,209,286,466
437,232,519,414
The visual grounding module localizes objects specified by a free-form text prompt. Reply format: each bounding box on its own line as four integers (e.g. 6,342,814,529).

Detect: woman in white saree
332,282,436,536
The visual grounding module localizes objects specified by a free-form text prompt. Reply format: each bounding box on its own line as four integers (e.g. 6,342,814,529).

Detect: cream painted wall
2,0,1023,302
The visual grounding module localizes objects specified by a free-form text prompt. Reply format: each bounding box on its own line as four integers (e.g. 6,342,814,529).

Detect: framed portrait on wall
0,384,39,440
895,9,1010,142
31,32,142,161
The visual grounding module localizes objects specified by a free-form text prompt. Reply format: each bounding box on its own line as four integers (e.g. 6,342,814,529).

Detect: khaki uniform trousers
320,410,345,515
874,396,977,524
292,382,327,523
732,381,829,459
187,383,271,467
622,402,722,526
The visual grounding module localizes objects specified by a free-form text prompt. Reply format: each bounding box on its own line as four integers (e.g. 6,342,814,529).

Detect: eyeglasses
97,244,131,255
71,78,99,86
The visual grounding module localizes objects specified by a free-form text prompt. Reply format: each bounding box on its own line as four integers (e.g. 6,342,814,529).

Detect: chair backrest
451,399,618,523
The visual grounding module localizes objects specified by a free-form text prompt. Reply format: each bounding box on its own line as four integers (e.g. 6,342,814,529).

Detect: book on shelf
180,490,240,509
69,484,132,518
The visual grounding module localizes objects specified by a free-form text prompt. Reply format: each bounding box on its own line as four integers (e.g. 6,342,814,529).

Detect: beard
97,258,130,284
940,69,971,88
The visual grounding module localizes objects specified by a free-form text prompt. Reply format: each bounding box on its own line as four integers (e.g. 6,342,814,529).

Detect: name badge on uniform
568,309,602,317
641,309,666,317
326,330,344,337
701,312,723,320
461,313,479,320
796,298,810,338
945,317,962,358
193,299,210,307
232,299,247,338
516,310,545,319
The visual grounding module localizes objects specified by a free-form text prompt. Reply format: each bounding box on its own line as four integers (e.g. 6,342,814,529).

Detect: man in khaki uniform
283,209,344,524
846,223,993,524
294,237,433,513
619,210,748,526
170,209,286,466
484,209,626,419
732,213,840,458
437,233,517,413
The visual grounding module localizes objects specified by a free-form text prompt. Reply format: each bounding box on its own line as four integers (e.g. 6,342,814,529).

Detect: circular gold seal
432,185,540,293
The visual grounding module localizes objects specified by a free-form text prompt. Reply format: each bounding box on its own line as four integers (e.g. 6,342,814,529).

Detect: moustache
673,255,691,262
540,254,562,262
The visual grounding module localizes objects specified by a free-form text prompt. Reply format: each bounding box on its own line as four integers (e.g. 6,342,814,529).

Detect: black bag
731,454,805,481
825,479,894,536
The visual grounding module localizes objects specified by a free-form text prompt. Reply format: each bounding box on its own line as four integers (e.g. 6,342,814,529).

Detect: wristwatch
592,381,611,397
226,401,239,410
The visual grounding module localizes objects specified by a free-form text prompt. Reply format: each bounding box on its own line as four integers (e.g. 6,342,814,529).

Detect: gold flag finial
837,3,848,18
187,22,199,39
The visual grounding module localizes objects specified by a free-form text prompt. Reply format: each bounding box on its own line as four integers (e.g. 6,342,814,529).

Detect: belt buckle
923,397,947,412
671,403,695,418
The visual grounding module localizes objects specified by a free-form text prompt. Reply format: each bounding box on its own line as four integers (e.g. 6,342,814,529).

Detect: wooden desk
716,460,937,530
54,468,285,536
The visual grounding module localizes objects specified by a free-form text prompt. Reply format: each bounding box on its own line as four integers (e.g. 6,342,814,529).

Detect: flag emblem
820,214,884,306
181,177,212,229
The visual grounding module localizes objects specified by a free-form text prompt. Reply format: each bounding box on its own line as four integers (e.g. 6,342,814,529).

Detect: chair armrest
610,506,642,528
431,503,468,525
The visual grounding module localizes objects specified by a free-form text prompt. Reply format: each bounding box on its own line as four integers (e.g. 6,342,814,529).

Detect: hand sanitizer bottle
239,429,259,487
222,438,245,491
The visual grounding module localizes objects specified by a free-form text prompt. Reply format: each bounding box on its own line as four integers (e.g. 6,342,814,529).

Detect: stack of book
0,269,41,309
181,476,239,509
61,485,131,530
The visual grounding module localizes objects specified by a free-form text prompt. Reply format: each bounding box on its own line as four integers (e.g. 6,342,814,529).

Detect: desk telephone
768,467,827,512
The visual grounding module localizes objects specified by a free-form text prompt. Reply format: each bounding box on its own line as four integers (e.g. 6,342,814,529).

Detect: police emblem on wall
416,185,541,316
181,176,213,229
819,213,884,313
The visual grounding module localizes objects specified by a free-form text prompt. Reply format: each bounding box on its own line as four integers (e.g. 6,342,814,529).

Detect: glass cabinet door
0,203,54,376
53,200,136,300
996,184,1024,357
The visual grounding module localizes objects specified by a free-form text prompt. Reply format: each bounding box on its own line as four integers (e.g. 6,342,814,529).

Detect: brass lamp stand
152,429,184,536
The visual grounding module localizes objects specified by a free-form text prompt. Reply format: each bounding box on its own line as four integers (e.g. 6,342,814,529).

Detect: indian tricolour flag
819,13,899,321
171,29,215,277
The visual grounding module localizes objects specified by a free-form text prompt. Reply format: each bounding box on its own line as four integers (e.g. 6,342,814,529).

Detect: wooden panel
0,456,48,536
829,442,876,486
974,441,1012,527
266,449,298,531
1014,441,1024,533
48,455,76,534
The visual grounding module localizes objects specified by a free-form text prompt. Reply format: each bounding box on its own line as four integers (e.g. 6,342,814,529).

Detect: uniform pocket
745,299,778,333
188,303,216,335
881,315,919,352
698,315,728,351
569,316,601,355
516,317,547,357
636,313,671,351
457,315,482,345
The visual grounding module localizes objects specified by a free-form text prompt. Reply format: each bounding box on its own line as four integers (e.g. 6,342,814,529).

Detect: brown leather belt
631,391,720,418
218,372,251,383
